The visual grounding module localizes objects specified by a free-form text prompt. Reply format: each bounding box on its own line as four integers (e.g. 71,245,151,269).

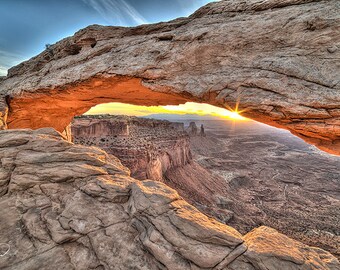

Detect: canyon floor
184,119,340,258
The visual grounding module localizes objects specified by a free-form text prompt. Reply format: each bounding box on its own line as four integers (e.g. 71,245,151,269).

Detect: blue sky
0,0,216,76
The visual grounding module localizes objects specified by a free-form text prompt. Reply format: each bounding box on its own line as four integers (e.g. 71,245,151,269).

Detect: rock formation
200,124,206,137
72,115,129,138
72,115,190,181
0,98,7,130
0,128,339,269
0,0,339,155
73,115,340,258
186,122,198,136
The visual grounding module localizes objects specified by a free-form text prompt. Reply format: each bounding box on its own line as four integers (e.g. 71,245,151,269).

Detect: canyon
71,115,228,222
72,115,191,181
189,119,340,258
0,0,339,269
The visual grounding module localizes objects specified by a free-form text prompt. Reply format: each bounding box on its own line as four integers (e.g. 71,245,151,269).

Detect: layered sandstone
0,0,339,154
0,128,339,269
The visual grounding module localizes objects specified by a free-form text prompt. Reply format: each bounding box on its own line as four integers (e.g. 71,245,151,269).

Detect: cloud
81,0,147,26
0,49,25,76
0,66,7,76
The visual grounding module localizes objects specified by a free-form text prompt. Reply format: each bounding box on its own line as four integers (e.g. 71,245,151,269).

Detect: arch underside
3,74,340,155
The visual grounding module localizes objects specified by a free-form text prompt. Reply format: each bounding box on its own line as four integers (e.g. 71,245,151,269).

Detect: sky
0,0,246,120
86,102,247,120
0,0,216,76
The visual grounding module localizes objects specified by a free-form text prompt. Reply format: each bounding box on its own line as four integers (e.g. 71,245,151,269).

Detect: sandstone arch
0,1,340,269
0,0,339,156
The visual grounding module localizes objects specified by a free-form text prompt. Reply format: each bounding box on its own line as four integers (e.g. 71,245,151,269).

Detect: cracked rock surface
0,128,339,269
0,0,339,155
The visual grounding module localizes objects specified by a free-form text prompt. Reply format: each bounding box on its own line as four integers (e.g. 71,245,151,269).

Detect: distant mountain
141,113,224,121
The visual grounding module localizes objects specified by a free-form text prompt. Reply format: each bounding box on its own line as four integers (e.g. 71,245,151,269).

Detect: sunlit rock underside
0,128,339,269
0,0,339,155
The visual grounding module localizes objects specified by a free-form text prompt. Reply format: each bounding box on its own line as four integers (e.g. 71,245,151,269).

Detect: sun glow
85,102,248,121
224,111,245,120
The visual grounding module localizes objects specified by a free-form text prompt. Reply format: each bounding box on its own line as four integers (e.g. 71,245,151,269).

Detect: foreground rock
0,128,339,269
0,0,339,155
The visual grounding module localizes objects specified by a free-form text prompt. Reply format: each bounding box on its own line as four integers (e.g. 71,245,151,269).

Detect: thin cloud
0,66,7,76
82,0,147,26
0,49,24,76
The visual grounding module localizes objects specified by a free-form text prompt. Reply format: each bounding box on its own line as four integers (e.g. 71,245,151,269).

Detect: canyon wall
0,128,339,269
0,0,339,155
72,115,129,137
72,115,191,181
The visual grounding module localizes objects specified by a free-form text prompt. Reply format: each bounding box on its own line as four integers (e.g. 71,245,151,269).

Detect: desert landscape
0,0,339,269
189,119,340,257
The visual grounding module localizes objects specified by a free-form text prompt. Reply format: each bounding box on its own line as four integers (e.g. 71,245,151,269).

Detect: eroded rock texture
0,0,339,154
0,128,339,269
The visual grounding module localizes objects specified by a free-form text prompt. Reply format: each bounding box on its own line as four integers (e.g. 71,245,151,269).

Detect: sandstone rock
72,115,129,138
200,124,206,137
0,0,339,154
239,226,340,270
0,97,7,130
0,128,339,269
71,115,232,224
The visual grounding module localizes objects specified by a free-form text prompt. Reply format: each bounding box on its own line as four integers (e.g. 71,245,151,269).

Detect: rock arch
0,1,340,269
0,0,339,155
